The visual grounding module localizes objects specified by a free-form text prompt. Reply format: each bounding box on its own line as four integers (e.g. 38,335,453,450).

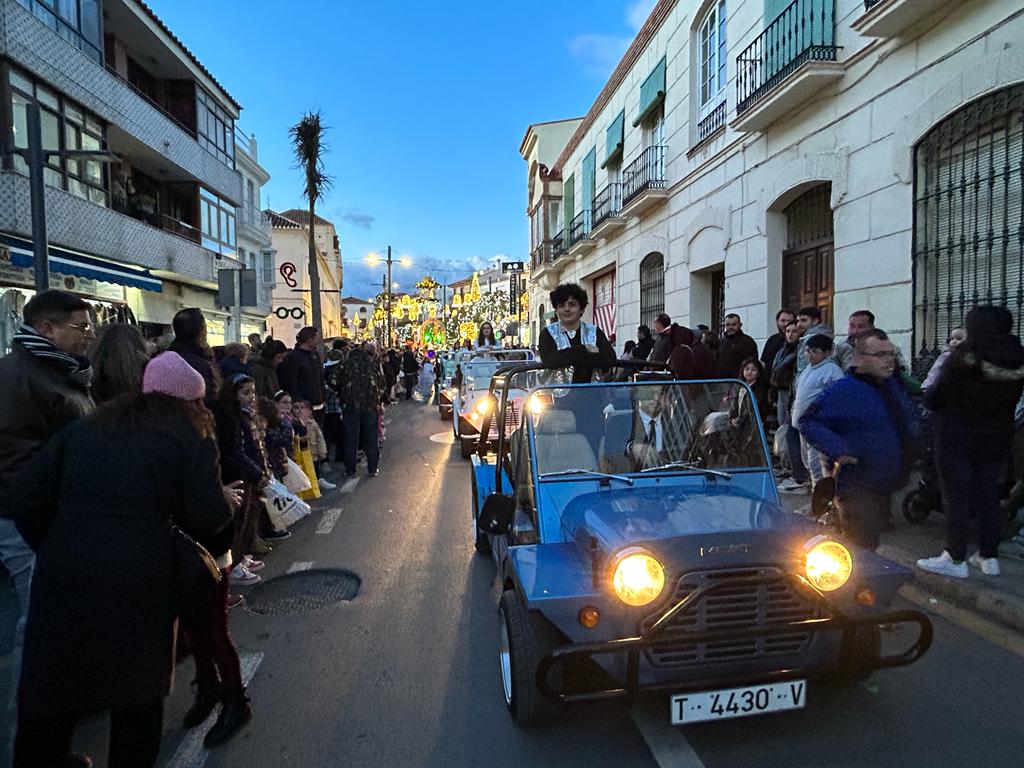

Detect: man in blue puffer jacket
799,329,918,550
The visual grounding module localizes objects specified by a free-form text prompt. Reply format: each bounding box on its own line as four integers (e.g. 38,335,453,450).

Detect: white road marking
287,561,314,573
340,477,360,494
316,507,342,534
163,652,264,768
632,696,707,768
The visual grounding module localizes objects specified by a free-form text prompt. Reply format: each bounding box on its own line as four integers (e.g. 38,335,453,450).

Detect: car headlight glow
804,538,853,592
611,548,665,607
475,397,493,416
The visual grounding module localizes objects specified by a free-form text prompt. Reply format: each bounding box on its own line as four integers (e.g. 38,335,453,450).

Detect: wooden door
783,244,833,326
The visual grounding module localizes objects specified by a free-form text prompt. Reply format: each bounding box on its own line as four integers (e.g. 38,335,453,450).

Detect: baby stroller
901,403,942,524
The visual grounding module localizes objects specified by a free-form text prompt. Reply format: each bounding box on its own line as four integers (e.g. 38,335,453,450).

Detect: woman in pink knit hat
8,351,237,767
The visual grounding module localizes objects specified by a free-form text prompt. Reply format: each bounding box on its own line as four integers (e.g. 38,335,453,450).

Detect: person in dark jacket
761,309,795,379
769,321,805,479
400,347,419,400
649,314,695,364
90,323,149,404
691,329,719,380
717,313,759,379
538,283,616,384
918,306,1024,578
169,308,221,403
10,352,233,768
334,343,385,477
276,326,325,412
250,339,286,399
632,325,655,361
0,290,96,768
799,330,917,550
218,342,250,379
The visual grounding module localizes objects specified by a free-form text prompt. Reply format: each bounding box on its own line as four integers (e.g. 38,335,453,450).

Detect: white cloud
567,0,657,79
626,0,657,32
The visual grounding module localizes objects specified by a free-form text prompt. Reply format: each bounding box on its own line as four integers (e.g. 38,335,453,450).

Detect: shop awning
2,234,162,293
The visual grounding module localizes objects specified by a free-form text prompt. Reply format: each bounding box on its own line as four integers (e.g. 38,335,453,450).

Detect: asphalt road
38,395,1024,767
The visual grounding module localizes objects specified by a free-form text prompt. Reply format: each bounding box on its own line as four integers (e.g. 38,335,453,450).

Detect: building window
639,252,665,329
200,187,236,256
913,85,1024,376
15,0,102,63
196,88,234,168
261,251,274,284
6,64,108,205
699,1,727,116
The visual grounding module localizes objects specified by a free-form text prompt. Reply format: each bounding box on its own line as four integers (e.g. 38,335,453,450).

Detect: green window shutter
764,0,790,23
582,149,596,208
602,110,625,169
634,57,666,127
562,174,574,232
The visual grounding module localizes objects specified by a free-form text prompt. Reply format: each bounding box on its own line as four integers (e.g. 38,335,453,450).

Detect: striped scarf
13,323,93,390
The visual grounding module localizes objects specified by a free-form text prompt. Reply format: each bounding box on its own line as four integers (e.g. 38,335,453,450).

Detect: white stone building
522,0,1023,374
341,295,373,338
234,130,274,341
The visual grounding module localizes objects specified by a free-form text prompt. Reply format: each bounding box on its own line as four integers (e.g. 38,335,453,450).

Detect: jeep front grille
640,567,822,668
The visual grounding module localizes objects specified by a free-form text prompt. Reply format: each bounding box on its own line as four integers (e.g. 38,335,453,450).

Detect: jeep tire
832,624,881,685
499,589,564,726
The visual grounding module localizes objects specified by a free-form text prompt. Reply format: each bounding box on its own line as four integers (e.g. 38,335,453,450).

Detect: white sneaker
230,564,261,586
916,550,968,579
778,478,808,494
968,552,1001,576
241,555,265,572
318,478,337,490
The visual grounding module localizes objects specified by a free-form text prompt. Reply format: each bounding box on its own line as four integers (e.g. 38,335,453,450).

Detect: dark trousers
342,407,380,475
936,432,1004,560
786,424,808,484
323,412,343,462
14,699,163,768
402,374,416,400
181,570,243,702
836,487,891,551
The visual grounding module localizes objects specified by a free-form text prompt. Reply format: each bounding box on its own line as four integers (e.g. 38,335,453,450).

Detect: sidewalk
779,489,1024,633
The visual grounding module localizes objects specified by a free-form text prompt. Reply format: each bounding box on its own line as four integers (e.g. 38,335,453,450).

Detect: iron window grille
735,0,838,116
786,184,834,250
913,85,1024,377
640,252,666,329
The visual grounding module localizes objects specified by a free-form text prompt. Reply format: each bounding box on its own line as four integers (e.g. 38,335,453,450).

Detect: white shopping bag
262,479,311,531
281,457,312,494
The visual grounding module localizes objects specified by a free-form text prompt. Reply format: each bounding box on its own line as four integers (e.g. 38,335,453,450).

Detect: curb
877,543,1024,633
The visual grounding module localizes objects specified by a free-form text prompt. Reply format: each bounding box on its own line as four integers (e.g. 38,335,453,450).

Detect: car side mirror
478,493,515,536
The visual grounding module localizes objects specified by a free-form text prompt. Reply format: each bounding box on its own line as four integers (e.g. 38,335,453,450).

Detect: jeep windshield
511,378,770,476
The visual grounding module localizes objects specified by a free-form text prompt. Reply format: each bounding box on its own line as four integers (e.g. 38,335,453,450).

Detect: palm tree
290,111,332,343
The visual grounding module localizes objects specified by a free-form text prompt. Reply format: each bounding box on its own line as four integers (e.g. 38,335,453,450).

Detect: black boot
203,691,253,748
183,689,220,728
63,755,93,768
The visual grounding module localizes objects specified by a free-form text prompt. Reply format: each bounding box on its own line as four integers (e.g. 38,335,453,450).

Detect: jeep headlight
611,548,665,607
475,396,493,416
804,538,853,592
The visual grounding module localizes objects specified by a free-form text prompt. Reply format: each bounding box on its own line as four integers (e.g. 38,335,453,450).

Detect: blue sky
149,0,656,298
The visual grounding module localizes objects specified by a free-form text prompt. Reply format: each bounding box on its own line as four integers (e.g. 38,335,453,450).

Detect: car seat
599,410,635,473
534,410,598,474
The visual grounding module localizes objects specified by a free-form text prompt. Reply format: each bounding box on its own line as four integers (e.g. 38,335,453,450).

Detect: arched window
639,252,665,329
913,85,1024,375
538,303,546,323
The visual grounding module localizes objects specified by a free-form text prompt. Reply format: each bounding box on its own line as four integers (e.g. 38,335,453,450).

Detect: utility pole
386,245,393,348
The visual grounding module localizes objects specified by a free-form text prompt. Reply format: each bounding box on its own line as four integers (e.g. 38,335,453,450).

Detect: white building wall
528,0,1024,360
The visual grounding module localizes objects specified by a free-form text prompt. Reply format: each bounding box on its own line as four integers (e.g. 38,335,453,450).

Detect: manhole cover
244,569,360,616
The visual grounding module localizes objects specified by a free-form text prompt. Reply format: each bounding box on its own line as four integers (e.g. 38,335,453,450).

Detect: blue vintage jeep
469,364,932,726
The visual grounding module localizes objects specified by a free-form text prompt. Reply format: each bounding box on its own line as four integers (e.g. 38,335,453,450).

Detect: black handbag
170,524,222,608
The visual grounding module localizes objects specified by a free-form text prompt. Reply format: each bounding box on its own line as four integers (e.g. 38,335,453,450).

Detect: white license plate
670,680,806,724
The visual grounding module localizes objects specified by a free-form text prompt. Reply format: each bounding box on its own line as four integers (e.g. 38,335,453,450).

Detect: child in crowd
730,357,770,432
922,327,966,390
792,334,845,489
294,400,335,491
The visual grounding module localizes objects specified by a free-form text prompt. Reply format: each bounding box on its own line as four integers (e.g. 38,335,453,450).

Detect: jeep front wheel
499,589,564,726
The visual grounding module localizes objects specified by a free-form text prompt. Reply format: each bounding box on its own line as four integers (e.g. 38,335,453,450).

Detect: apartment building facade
234,129,273,340
0,0,253,348
523,0,1023,375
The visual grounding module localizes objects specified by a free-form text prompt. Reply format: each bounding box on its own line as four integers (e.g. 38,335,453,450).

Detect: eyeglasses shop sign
0,245,125,302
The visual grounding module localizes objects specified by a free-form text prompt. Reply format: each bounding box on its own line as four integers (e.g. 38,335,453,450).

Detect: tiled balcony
852,0,956,39
731,0,843,133
620,145,668,219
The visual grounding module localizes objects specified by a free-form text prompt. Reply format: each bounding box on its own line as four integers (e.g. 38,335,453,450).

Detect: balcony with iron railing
110,195,202,245
853,0,954,39
567,209,596,257
550,229,567,261
620,145,669,217
732,0,843,132
591,182,626,240
530,241,549,271
695,102,727,148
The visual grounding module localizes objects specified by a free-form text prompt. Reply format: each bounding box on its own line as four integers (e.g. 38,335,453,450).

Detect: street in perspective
1,1,1024,767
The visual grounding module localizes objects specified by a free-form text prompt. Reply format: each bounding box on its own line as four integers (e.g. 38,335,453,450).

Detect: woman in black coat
10,353,233,768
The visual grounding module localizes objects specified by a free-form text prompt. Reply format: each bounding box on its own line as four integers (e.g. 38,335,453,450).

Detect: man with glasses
0,289,96,767
799,330,917,551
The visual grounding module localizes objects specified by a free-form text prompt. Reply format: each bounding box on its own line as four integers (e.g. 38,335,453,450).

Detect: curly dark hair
549,283,588,312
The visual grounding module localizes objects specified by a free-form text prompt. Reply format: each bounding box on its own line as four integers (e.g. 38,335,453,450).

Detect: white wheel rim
499,607,513,706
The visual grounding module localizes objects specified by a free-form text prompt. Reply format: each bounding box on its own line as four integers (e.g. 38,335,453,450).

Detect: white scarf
546,321,598,351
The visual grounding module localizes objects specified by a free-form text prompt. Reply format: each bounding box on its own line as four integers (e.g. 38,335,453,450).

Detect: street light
6,102,120,290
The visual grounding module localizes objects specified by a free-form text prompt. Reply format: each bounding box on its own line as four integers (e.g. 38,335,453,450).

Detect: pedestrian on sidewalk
322,343,347,465
169,307,221,403
251,339,286,399
277,327,325,423
9,351,234,768
791,335,845,490
918,306,1024,578
799,330,918,550
718,314,758,379
770,320,802,476
0,290,96,768
336,341,385,477
90,322,149,404
400,346,419,400
761,309,795,380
